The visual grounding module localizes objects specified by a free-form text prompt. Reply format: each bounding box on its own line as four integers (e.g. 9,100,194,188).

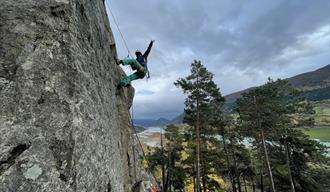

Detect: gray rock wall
0,0,143,191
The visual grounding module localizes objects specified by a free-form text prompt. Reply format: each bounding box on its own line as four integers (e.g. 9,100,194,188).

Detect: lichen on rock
23,164,43,180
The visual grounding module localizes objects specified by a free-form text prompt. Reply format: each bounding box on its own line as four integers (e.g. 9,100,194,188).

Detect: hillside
313,100,330,126
225,64,330,109
133,118,170,127
171,65,330,122
169,113,185,124
288,64,330,90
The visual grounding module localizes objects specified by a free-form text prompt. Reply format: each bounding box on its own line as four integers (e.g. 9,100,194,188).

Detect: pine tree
237,79,328,192
146,124,186,191
175,60,224,191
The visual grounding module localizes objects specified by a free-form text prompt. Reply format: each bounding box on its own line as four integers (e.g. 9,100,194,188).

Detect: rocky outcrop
0,0,145,191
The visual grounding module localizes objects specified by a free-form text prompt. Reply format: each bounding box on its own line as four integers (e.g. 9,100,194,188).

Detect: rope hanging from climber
104,1,159,190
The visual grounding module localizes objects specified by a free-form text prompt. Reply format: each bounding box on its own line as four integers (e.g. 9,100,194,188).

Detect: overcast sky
105,0,330,120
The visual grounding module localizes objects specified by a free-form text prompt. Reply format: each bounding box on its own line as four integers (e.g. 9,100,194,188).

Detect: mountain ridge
133,117,170,127
225,64,330,108
171,64,330,122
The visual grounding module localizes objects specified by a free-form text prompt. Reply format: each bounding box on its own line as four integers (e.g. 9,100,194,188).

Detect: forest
146,61,330,192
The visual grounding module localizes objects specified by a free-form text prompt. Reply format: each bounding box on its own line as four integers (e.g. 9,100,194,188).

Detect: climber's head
135,50,142,57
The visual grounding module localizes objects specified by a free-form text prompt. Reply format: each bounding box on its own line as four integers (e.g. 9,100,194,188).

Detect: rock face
0,0,145,191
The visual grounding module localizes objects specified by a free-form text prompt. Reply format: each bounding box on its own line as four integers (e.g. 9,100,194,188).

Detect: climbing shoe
117,82,131,90
117,83,123,90
117,81,125,89
114,56,123,65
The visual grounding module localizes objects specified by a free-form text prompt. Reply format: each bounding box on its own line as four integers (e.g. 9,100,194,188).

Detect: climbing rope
104,3,157,186
104,0,133,58
105,0,153,80
128,105,159,189
129,105,146,158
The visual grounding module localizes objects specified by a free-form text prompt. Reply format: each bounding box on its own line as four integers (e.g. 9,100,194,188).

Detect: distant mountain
133,118,170,127
133,125,147,133
287,64,330,101
169,113,185,124
167,64,330,122
287,64,330,89
225,64,330,110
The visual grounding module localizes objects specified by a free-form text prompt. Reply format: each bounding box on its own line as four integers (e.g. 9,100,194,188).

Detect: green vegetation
237,79,326,192
301,87,330,101
313,100,330,126
145,62,330,192
134,125,146,133
174,60,226,191
295,100,330,141
298,127,330,141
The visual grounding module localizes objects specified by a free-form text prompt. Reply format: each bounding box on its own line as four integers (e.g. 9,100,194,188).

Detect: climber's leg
117,60,146,89
121,58,145,72
121,58,139,66
120,72,140,87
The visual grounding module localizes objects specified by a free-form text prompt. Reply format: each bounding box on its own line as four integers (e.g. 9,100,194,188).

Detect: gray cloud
105,0,330,119
228,0,329,68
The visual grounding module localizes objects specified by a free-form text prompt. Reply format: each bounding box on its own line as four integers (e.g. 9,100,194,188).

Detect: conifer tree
237,79,327,192
175,60,224,191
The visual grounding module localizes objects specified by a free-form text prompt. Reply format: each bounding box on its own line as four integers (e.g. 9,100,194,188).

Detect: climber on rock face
117,40,155,89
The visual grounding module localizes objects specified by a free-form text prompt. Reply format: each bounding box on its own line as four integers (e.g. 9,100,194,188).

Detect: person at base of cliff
116,40,155,89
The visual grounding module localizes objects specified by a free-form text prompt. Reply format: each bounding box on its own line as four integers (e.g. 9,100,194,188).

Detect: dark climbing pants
121,58,146,87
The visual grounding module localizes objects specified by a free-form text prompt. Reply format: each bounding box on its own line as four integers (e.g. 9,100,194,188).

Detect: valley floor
298,126,330,142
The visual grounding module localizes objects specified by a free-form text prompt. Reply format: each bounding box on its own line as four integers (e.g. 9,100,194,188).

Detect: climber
116,40,155,89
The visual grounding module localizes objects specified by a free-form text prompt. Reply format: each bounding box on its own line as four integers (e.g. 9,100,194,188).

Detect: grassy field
313,100,330,126
297,100,330,142
298,126,330,142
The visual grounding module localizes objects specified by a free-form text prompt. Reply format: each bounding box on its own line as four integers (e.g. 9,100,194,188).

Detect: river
139,126,330,155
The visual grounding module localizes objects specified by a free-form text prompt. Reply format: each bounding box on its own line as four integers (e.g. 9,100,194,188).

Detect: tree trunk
243,175,248,192
161,129,166,192
196,127,201,192
194,175,197,192
285,141,295,192
194,159,197,192
165,168,170,192
251,155,257,192
164,149,171,192
252,175,256,192
254,96,276,192
222,134,236,192
260,129,276,192
260,167,264,192
201,148,207,192
230,138,242,192
200,142,207,192
196,74,201,192
233,151,242,192
202,174,207,192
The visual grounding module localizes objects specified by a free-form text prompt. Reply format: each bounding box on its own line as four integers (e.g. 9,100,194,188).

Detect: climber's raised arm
116,40,155,89
143,40,155,58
